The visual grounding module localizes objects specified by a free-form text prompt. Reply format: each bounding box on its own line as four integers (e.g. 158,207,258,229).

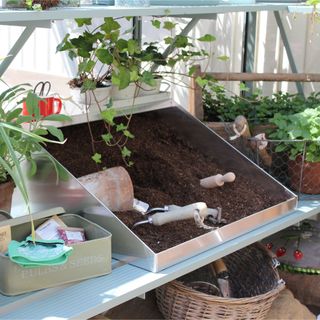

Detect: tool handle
151,202,207,226
200,172,235,188
200,174,223,188
212,258,228,275
222,172,236,183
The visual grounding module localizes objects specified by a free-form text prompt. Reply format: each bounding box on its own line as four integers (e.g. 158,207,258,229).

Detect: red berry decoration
276,247,286,257
265,242,273,250
294,249,303,260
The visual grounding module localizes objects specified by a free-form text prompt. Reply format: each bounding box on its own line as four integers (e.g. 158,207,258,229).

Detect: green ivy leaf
82,79,96,92
164,36,173,45
152,19,161,29
163,21,176,30
124,130,134,139
70,36,93,52
116,39,128,52
142,71,156,86
128,161,134,167
92,153,102,164
101,108,117,125
121,146,131,158
175,35,188,48
188,66,197,76
128,39,140,55
112,67,131,90
195,77,208,88
102,133,113,143
68,51,77,60
217,55,229,61
239,83,250,92
96,48,113,64
197,34,216,42
56,34,73,52
75,18,92,27
116,123,127,132
79,60,95,73
109,30,120,43
77,48,91,59
102,17,121,33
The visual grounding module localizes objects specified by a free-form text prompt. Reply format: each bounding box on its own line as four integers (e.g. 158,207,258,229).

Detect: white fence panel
1,11,320,106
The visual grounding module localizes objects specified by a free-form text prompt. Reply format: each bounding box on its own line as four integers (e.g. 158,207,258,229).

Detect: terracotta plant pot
78,167,134,212
0,180,14,213
288,156,320,194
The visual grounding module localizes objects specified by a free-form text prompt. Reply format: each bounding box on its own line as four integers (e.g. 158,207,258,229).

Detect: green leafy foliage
203,85,320,125
56,16,219,168
0,83,69,213
91,153,102,164
269,107,320,162
197,34,216,42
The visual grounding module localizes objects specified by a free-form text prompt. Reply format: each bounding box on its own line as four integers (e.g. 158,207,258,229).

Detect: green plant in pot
56,17,217,167
0,82,69,217
269,107,320,194
56,18,117,110
56,17,145,166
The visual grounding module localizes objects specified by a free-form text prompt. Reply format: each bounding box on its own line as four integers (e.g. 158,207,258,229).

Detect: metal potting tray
12,103,297,272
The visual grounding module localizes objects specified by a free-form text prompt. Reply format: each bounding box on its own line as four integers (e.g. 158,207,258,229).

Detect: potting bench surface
0,3,310,22
0,200,319,320
0,3,319,319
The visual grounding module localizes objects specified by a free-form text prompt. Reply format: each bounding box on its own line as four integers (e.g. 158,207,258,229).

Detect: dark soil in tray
46,111,288,253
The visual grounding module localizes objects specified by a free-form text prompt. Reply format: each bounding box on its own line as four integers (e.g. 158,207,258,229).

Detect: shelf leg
274,11,304,97
243,12,256,94
151,17,202,73
0,25,36,77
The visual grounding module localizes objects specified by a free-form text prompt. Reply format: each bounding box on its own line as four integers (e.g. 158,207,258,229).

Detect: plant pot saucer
263,219,320,276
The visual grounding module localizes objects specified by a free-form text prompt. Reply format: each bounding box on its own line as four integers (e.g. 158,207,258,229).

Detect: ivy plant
203,84,320,125
57,17,218,167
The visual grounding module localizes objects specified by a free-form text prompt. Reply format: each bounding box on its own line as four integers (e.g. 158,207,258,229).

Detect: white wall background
1,10,320,107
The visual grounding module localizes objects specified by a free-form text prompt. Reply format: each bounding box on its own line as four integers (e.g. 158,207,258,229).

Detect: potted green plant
269,107,320,194
0,83,69,214
56,17,217,167
56,18,119,110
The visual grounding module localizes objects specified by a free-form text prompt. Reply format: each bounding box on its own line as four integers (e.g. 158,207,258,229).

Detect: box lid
0,207,65,228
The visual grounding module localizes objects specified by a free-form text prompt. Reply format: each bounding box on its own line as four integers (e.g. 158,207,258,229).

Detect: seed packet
35,215,67,240
57,227,86,245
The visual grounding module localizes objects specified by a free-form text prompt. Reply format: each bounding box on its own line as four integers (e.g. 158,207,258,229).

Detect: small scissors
34,81,51,96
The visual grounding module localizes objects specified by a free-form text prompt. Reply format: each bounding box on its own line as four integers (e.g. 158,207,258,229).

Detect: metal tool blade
211,259,231,298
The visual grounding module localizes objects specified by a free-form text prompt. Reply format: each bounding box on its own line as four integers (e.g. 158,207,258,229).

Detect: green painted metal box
0,208,112,296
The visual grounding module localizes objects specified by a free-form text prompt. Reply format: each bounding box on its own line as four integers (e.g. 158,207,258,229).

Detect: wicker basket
156,243,285,320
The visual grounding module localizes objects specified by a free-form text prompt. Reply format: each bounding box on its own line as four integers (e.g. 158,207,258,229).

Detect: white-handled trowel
132,202,208,228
